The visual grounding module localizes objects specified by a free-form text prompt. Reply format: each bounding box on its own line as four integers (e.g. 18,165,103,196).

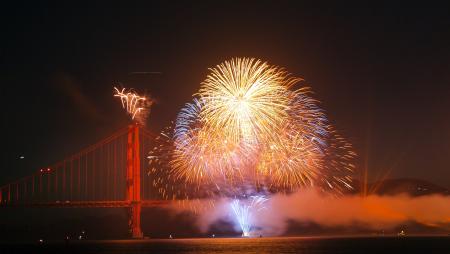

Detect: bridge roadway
0,200,171,208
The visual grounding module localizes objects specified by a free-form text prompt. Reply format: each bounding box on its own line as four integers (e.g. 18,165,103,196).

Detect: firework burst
114,86,153,125
198,58,301,144
170,97,256,187
148,57,356,201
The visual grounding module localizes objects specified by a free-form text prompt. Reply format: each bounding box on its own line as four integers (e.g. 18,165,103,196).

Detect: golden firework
197,58,301,143
148,58,356,197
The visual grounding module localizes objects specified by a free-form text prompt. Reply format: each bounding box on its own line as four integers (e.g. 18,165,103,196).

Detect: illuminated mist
169,190,450,236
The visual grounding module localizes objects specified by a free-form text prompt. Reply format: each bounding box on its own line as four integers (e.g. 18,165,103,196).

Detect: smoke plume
171,189,450,236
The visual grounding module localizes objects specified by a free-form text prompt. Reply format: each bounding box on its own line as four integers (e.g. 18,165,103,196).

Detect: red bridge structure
0,124,169,238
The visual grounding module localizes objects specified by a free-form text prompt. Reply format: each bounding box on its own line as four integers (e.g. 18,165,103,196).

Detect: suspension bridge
0,123,169,238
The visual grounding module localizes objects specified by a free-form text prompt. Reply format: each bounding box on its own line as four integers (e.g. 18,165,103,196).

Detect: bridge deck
0,200,171,208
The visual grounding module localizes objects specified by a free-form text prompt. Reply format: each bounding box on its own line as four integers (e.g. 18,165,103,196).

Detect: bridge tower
126,123,143,238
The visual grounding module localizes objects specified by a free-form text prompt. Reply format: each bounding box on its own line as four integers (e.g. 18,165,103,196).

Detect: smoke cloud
170,190,450,236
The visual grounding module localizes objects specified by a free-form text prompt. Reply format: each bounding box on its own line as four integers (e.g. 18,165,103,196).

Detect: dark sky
1,2,450,188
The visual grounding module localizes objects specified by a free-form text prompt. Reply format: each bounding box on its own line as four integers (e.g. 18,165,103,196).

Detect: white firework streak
230,195,268,237
114,87,151,122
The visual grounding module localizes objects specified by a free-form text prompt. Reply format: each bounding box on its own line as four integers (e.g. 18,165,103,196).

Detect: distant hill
351,178,449,196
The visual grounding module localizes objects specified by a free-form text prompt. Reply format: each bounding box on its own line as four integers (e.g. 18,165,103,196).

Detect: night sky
2,2,450,189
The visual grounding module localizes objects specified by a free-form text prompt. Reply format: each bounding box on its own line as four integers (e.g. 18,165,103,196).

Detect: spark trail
114,86,153,125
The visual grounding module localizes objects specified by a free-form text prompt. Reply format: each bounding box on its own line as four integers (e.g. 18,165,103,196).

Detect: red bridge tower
126,123,143,238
